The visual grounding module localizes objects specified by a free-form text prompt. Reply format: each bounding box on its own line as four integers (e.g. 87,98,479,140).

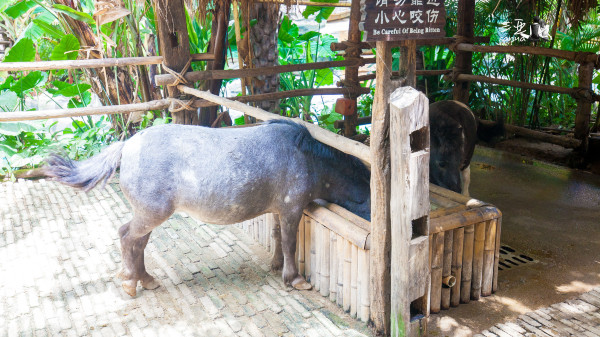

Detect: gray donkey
42,119,371,296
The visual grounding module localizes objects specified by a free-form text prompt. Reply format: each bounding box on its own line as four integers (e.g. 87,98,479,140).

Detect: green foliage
3,37,36,62
302,0,339,23
50,34,80,61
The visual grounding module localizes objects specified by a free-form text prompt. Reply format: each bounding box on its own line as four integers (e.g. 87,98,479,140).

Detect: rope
571,87,598,103
162,58,192,87
168,97,196,112
449,35,469,53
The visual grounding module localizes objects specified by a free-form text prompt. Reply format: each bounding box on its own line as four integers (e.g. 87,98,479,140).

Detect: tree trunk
247,2,281,114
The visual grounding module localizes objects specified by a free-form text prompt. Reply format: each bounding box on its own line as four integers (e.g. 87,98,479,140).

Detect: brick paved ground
0,179,372,337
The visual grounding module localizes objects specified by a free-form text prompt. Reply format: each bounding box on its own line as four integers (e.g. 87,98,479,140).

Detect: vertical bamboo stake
314,221,321,291
461,224,475,303
311,219,318,289
343,240,352,312
351,244,358,318
359,249,371,322
337,235,344,306
430,232,444,313
481,219,497,296
441,230,453,310
298,215,305,276
329,231,337,301
305,217,312,281
320,226,331,297
450,227,465,307
471,222,486,300
492,217,502,292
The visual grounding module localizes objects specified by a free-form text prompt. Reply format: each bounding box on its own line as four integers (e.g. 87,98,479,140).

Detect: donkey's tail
42,141,125,192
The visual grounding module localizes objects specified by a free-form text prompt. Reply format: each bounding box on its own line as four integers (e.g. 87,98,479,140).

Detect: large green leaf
4,0,38,19
315,68,333,86
3,38,35,63
52,4,95,25
50,34,80,61
279,16,299,44
0,91,18,111
52,83,91,97
10,71,45,97
0,122,38,136
302,0,338,23
0,143,18,157
33,19,65,40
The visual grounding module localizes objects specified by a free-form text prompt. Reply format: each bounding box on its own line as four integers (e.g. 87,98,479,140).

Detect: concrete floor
429,146,600,336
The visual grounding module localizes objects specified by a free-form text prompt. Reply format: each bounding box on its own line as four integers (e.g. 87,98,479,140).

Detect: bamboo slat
451,227,465,307
430,232,444,313
351,244,358,318
305,217,312,282
441,230,454,310
343,240,352,312
320,225,331,296
430,206,501,234
313,220,320,291
481,219,497,296
461,224,475,304
359,249,370,322
471,222,486,300
304,203,371,249
493,217,503,292
329,231,337,302
336,235,344,305
298,215,305,275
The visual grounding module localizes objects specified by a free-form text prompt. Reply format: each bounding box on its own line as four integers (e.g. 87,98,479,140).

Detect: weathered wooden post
452,0,475,104
153,0,196,124
360,1,444,335
573,61,595,153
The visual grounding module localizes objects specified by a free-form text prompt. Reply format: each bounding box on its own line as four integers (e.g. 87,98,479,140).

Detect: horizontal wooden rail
178,85,372,165
330,36,490,51
334,116,371,128
155,58,372,86
0,99,170,122
0,53,214,72
355,69,451,82
455,43,599,65
455,73,576,95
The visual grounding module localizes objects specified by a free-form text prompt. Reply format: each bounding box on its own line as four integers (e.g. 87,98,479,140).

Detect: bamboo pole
178,85,371,165
351,244,358,318
359,249,370,322
298,215,305,275
304,202,370,249
441,230,454,310
305,216,312,282
430,232,444,313
471,222,486,300
320,225,331,297
0,99,170,122
429,206,501,234
156,59,367,86
313,220,320,291
0,56,162,71
460,224,475,303
455,43,599,63
329,231,337,302
455,73,577,95
481,219,497,296
450,227,465,307
492,217,502,293
343,241,352,312
337,234,344,306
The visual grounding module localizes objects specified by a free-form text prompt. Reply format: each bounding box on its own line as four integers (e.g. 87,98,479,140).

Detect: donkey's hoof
122,280,138,297
141,276,160,290
291,276,312,290
116,269,127,280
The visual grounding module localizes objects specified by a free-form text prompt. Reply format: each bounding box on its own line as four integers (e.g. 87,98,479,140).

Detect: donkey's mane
264,119,370,183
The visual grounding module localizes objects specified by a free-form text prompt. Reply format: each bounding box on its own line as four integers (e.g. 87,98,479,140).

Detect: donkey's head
430,111,463,193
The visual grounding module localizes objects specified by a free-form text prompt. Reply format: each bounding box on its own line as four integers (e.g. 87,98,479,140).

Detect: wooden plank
369,40,393,334
408,236,429,302
471,222,486,300
461,224,474,303
178,85,371,165
0,99,170,122
450,227,465,307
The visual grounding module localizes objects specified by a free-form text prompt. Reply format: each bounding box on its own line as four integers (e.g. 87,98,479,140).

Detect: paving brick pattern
475,289,600,337
0,179,372,337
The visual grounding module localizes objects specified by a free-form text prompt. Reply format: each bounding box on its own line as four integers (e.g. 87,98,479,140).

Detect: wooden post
452,0,475,103
369,41,393,335
390,87,430,337
342,0,362,137
461,224,475,303
574,61,594,152
153,0,195,124
399,40,417,88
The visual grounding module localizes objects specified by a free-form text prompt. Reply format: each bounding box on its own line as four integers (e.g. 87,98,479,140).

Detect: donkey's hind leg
280,211,311,290
270,214,284,271
118,214,167,296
